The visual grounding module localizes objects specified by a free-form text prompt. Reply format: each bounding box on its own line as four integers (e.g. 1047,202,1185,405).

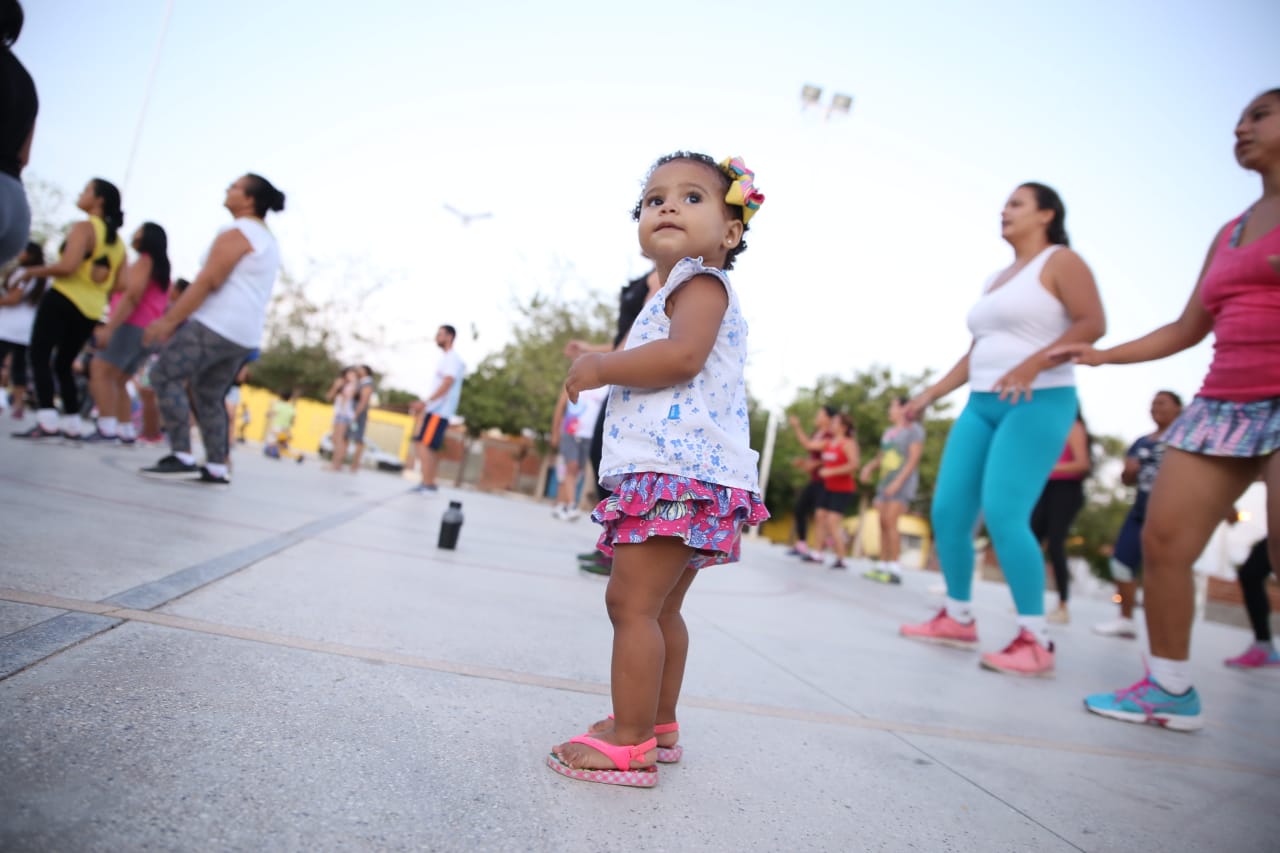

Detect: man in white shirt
411,324,465,493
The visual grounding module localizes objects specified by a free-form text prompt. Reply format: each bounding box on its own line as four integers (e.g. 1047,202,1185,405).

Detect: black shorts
414,412,449,450
817,489,855,514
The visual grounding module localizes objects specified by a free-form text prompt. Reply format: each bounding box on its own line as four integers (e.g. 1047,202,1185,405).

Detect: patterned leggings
151,320,251,465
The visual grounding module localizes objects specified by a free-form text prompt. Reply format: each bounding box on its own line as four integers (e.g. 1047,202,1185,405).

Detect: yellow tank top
52,216,127,320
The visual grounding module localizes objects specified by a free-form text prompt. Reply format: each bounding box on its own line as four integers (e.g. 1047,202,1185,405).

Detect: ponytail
19,240,46,305
1019,181,1070,247
243,173,286,218
91,178,124,245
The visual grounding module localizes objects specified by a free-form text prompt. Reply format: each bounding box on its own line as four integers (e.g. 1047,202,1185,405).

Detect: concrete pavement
1,429,1277,852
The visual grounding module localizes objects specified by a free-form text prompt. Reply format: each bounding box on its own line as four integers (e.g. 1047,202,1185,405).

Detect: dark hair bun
1,0,23,47
269,189,285,213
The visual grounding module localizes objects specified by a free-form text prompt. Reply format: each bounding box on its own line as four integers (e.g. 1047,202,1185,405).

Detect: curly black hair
630,151,750,270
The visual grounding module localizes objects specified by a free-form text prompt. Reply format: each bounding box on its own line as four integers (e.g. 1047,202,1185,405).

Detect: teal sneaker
1083,674,1202,732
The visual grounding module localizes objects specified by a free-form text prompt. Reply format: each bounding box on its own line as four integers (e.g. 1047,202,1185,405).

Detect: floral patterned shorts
592,472,771,569
1164,396,1280,458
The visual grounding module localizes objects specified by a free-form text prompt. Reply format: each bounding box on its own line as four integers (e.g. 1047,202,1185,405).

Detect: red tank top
1198,211,1280,401
820,439,856,493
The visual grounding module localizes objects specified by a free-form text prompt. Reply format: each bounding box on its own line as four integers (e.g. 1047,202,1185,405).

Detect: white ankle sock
118,422,136,440
946,598,973,624
60,413,82,435
37,408,59,431
1017,616,1050,646
204,462,229,478
97,416,118,437
1149,656,1192,694
175,451,196,466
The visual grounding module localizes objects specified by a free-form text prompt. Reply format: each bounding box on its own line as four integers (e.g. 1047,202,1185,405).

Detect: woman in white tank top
900,183,1106,678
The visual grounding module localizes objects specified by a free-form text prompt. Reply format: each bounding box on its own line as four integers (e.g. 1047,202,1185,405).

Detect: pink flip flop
653,721,683,764
546,735,658,787
594,715,683,764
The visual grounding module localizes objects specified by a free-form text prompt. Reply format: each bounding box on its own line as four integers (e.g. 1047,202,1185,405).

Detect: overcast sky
16,0,1279,443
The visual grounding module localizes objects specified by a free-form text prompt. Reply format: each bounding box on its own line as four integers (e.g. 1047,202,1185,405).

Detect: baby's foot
552,731,656,770
586,716,679,749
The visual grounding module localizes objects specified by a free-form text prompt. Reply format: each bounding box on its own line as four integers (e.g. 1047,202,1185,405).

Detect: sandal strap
607,713,679,736
567,735,658,770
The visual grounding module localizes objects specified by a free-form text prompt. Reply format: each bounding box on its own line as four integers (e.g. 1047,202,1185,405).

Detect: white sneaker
564,507,582,522
1092,617,1137,639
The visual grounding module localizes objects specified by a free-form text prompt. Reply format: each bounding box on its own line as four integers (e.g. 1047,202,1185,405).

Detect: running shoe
863,567,902,584
830,560,847,570
194,467,231,485
11,424,61,440
1083,674,1203,731
979,629,1055,677
410,483,438,494
900,608,979,649
140,455,200,478
1224,642,1280,668
1092,617,1138,639
1046,605,1070,625
81,430,119,445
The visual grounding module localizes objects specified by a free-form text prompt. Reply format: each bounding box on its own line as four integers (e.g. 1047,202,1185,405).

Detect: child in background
548,152,769,787
264,389,303,462
0,242,47,419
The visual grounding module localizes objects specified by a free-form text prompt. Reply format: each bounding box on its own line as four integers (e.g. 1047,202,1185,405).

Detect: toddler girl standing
548,152,769,786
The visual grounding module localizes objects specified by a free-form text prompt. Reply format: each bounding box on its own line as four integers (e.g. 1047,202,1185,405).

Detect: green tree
767,366,954,519
456,292,614,440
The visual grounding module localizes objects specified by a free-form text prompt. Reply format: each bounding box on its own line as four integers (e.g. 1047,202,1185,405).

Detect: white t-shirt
966,245,1074,391
191,218,281,348
426,348,465,417
599,256,760,492
0,268,38,345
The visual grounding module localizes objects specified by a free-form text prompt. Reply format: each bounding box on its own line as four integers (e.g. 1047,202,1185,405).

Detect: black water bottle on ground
438,500,464,550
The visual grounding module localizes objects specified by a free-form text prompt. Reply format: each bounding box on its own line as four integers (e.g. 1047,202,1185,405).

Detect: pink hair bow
719,156,765,224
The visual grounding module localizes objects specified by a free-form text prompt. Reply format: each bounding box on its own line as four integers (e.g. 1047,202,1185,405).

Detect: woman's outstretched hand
565,353,605,404
902,392,931,422
1047,342,1106,366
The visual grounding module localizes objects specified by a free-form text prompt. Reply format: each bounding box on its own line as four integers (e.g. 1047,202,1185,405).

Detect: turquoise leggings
930,388,1078,616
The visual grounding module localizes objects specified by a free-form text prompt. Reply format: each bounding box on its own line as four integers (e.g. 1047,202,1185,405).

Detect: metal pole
123,0,175,193
753,408,779,537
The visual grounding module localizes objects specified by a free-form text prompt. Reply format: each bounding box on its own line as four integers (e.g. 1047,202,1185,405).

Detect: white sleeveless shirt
966,245,1075,391
191,217,281,348
599,257,761,493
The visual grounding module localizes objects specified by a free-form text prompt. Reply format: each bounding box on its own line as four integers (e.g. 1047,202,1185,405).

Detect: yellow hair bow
719,156,765,224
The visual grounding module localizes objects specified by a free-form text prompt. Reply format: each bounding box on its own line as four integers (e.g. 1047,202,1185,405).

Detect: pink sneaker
1224,643,1280,669
900,608,978,649
980,628,1055,677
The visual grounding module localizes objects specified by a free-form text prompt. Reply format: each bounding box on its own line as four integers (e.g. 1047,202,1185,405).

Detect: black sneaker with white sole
195,467,231,485
139,455,200,478
12,424,61,440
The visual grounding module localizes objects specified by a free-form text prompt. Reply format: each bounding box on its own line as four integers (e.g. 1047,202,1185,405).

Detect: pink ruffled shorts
592,472,771,569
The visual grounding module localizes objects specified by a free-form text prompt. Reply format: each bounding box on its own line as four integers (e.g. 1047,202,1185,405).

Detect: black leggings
0,339,30,386
1238,538,1274,643
589,409,609,502
792,479,824,541
1030,478,1085,603
29,289,96,414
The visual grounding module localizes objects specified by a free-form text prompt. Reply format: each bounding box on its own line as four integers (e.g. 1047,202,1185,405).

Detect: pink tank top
1198,211,1280,402
110,279,169,328
1048,443,1086,481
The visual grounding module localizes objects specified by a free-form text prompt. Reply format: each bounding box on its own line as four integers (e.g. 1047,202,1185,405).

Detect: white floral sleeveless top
598,257,761,493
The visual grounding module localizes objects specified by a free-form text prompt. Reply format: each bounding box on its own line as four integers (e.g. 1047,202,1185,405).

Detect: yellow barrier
237,385,416,460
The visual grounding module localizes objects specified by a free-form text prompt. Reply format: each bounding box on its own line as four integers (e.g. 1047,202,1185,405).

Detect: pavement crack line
0,586,1274,781
0,492,400,680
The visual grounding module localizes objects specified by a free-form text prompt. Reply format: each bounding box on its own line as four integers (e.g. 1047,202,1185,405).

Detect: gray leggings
151,320,251,465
